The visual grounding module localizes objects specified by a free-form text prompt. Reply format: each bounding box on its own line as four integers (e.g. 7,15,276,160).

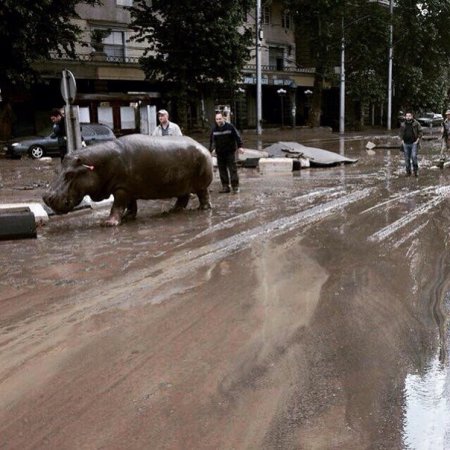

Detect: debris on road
264,141,358,167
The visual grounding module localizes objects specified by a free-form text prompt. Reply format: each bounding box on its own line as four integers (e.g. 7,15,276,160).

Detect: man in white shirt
152,109,182,136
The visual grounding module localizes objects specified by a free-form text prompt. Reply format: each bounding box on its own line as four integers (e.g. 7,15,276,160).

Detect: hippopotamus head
43,154,103,214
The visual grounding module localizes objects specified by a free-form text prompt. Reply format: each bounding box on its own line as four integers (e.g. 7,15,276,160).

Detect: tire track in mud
164,187,350,256
0,187,374,371
368,185,450,244
113,187,374,306
360,186,435,215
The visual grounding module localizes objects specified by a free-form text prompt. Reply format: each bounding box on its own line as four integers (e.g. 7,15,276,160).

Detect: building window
262,6,271,25
282,10,292,30
103,31,126,61
120,106,136,129
98,106,114,129
269,47,284,71
116,0,133,6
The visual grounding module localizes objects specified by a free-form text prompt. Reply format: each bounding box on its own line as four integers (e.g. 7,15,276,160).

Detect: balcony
48,51,141,65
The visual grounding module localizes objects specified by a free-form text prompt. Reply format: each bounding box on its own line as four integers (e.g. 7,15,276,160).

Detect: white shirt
152,121,182,136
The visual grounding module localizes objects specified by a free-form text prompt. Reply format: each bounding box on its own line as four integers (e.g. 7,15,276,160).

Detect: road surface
1,133,449,449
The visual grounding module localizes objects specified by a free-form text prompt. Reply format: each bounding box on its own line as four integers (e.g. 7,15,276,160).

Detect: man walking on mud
209,112,244,193
440,109,450,167
399,111,422,177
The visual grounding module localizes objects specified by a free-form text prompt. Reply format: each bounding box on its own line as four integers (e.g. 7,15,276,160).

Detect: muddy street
1,133,450,449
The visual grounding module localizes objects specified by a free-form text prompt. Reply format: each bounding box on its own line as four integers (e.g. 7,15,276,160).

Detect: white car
417,112,443,128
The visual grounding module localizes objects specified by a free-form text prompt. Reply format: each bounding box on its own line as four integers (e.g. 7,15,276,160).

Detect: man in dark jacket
399,111,422,177
440,109,450,166
50,108,67,161
209,112,244,193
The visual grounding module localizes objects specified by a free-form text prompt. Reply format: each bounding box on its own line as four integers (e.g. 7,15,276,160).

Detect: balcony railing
243,64,315,73
49,51,141,65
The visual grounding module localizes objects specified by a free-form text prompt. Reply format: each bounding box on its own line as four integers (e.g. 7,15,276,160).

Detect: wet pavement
1,129,450,449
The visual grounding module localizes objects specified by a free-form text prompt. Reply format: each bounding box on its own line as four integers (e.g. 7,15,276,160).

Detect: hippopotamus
43,134,213,226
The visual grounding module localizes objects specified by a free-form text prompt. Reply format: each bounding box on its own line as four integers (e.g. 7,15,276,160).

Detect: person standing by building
50,108,67,161
209,111,244,193
399,111,422,177
440,109,450,167
152,109,182,136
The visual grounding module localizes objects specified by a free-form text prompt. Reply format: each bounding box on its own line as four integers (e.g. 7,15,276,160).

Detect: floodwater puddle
403,290,450,449
403,351,450,449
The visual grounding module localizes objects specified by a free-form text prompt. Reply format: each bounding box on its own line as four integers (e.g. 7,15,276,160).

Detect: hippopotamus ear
73,156,95,171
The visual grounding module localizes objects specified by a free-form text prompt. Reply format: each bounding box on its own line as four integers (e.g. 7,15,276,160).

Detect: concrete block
0,203,49,225
258,158,293,174
0,207,37,240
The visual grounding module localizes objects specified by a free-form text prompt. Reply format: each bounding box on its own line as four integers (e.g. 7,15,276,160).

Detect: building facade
10,0,318,137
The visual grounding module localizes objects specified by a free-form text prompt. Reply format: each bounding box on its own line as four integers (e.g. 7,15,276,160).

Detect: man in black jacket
209,112,244,193
399,111,422,177
440,109,450,166
50,108,67,161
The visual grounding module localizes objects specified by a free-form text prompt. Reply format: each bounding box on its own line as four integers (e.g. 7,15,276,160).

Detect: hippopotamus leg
102,190,128,226
197,189,212,210
172,194,190,211
123,199,138,221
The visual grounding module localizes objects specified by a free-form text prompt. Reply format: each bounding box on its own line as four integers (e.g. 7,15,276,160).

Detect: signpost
60,69,82,153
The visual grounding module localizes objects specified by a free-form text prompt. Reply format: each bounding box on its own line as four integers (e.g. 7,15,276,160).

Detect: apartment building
18,0,316,136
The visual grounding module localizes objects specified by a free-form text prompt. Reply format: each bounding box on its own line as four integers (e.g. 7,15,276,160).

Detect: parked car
417,112,443,128
3,123,116,159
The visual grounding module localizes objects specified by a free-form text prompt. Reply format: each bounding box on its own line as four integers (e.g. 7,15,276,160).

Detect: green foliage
0,0,100,86
128,0,253,114
286,0,450,125
393,0,450,113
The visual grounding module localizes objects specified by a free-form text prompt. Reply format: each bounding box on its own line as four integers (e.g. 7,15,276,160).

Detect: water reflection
403,351,450,449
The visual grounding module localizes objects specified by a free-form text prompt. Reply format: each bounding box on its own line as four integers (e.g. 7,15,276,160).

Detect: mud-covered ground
1,130,450,449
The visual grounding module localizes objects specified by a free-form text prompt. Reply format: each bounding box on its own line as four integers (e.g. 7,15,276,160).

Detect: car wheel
29,145,45,159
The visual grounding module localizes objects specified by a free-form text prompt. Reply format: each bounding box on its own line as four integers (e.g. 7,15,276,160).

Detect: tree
392,0,450,114
286,0,450,128
128,0,253,129
0,0,100,139
284,0,346,127
0,0,100,86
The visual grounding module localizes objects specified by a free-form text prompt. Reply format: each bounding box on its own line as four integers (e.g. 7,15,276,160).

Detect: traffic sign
60,69,77,105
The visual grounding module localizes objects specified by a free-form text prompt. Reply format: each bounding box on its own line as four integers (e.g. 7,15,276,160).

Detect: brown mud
1,132,449,449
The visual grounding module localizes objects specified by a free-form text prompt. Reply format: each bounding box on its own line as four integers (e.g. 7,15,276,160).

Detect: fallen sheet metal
264,141,358,166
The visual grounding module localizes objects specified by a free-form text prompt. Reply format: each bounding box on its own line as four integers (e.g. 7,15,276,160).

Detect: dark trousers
217,151,239,188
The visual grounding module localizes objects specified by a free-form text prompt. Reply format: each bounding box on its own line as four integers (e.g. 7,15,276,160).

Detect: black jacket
209,122,243,153
399,119,422,143
51,116,66,146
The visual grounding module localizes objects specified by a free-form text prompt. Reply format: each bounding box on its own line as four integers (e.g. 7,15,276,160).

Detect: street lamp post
256,0,263,145
234,87,245,129
387,0,393,130
277,88,286,128
341,1,394,132
339,16,345,135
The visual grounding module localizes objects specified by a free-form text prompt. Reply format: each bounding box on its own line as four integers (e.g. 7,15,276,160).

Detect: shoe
232,187,240,194
219,186,231,193
406,171,411,177
414,171,418,177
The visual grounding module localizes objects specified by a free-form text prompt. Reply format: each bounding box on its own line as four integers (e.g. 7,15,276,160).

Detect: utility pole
339,16,345,135
256,0,262,146
387,0,393,130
